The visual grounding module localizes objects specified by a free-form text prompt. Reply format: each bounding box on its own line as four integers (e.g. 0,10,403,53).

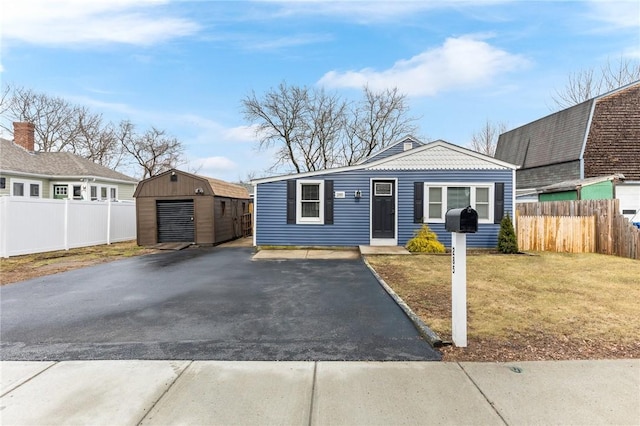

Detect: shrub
497,213,519,254
406,225,446,253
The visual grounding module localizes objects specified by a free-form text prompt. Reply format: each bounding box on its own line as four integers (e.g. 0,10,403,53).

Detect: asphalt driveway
0,247,441,361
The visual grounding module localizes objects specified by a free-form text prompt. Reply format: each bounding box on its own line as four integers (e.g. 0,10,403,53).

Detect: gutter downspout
579,99,597,180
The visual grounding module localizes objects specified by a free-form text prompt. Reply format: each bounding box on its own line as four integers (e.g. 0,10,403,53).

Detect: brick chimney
13,122,36,152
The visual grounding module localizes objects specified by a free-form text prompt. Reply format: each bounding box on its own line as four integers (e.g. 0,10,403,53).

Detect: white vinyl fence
0,197,136,258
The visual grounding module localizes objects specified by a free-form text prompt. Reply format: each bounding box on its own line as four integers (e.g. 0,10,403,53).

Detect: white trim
10,177,42,198
251,139,518,185
253,184,258,246
369,178,398,246
0,169,136,185
50,181,118,201
423,182,495,224
296,180,324,224
512,169,517,230
578,99,597,180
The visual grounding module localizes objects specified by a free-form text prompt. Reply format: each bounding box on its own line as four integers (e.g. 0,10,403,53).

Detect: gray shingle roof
495,100,594,168
0,138,137,182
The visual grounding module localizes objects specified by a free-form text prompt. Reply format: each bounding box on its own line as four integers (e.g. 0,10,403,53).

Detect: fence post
0,198,8,258
64,199,70,251
107,200,112,245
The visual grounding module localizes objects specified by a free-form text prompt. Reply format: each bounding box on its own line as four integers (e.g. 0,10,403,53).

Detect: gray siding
516,161,581,189
256,169,513,248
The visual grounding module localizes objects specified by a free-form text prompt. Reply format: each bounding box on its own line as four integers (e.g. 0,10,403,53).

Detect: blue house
252,137,517,248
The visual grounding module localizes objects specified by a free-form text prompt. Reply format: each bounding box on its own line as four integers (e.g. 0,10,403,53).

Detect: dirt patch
0,241,159,285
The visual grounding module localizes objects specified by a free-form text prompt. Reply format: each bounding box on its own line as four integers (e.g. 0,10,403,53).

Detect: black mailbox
445,206,478,233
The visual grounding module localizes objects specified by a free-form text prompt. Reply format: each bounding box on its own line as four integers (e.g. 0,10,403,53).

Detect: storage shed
134,169,251,246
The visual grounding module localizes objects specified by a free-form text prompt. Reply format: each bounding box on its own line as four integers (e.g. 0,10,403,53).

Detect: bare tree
1,85,78,152
469,120,508,157
241,83,418,172
69,107,127,170
2,85,185,179
242,83,348,173
343,86,418,165
119,123,184,179
551,57,640,109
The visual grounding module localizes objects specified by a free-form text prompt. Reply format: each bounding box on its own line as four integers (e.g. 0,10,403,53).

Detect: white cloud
188,156,238,179
223,125,261,142
318,35,529,97
1,0,200,47
587,0,640,30
260,0,508,24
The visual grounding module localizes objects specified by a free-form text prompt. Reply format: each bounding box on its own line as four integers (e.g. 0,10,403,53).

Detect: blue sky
1,0,638,182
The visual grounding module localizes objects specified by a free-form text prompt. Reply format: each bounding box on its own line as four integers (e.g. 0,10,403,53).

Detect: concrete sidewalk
1,360,638,425
251,245,411,260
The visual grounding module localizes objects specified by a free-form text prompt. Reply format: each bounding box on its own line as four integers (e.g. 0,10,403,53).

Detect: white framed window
374,182,393,196
13,182,24,196
424,183,494,223
72,185,82,200
296,180,324,224
11,178,41,198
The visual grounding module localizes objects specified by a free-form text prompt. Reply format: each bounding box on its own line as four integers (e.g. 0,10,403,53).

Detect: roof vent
403,141,413,151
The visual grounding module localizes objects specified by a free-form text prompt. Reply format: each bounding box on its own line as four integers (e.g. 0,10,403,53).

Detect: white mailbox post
445,207,478,348
451,232,467,347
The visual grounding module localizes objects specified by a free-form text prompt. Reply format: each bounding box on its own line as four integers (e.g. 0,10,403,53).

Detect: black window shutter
286,180,296,224
324,180,334,225
414,182,423,223
494,182,504,224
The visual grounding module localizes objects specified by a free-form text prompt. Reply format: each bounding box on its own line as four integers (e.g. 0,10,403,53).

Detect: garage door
157,200,195,243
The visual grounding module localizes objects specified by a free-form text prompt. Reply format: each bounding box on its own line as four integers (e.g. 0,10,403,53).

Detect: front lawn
366,252,640,361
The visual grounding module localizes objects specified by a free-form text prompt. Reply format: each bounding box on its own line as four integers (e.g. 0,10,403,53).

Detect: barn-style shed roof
204,176,251,199
134,169,250,199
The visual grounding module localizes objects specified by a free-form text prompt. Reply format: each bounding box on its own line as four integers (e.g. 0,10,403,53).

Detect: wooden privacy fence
516,199,640,260
517,216,596,253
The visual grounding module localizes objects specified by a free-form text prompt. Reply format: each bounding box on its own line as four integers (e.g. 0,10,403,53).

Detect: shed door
156,200,195,243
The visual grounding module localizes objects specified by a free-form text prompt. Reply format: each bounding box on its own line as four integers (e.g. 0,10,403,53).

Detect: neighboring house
537,174,639,221
494,81,640,217
252,137,517,248
0,122,137,201
537,174,623,202
134,169,251,246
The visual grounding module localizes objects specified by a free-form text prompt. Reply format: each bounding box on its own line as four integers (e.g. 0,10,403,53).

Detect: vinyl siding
362,140,420,164
256,169,513,248
117,182,136,200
